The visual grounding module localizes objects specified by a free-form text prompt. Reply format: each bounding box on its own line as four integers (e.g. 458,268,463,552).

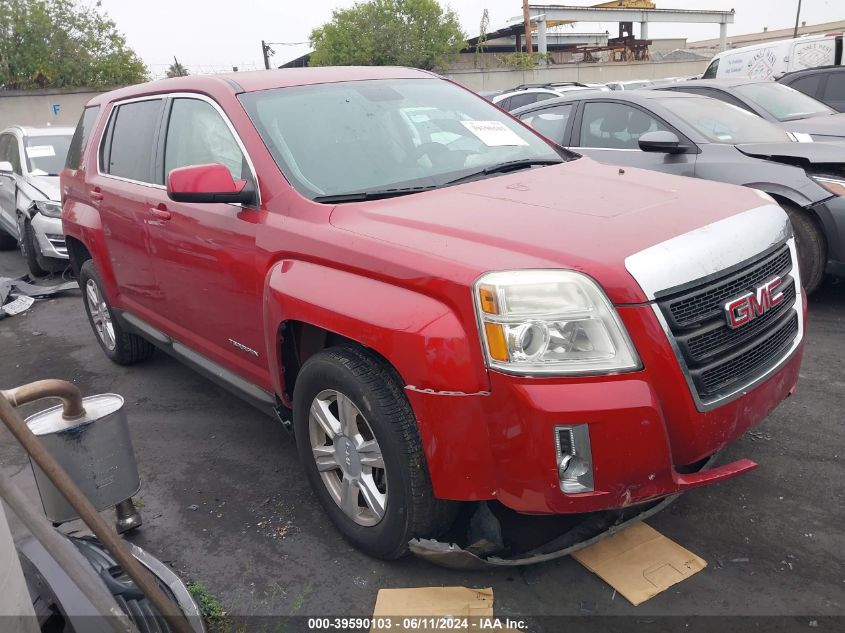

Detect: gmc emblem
724,276,785,329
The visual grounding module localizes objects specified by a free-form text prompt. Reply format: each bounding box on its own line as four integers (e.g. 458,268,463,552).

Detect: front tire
22,220,49,277
293,346,456,559
783,203,826,294
79,260,155,365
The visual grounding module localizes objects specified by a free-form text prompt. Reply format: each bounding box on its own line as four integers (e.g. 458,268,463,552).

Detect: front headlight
474,270,641,375
811,175,845,197
34,200,62,218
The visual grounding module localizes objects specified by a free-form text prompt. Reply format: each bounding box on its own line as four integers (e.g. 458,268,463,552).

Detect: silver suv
0,126,73,276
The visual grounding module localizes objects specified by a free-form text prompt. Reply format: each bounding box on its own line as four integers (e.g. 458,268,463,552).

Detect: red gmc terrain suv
61,67,805,561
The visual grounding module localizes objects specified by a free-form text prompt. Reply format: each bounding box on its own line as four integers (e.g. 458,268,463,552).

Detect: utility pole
793,0,802,38
261,39,271,70
522,0,533,54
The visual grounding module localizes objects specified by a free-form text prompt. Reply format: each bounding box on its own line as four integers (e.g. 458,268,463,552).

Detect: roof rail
513,81,590,91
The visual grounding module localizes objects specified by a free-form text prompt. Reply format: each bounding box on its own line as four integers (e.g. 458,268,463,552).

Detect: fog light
555,425,593,493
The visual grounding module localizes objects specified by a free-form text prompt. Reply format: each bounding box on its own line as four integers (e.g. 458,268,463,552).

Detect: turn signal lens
484,322,509,361
478,284,499,315
812,175,845,197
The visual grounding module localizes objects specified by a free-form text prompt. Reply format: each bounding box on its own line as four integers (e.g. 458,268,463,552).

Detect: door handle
149,206,171,221
90,188,104,201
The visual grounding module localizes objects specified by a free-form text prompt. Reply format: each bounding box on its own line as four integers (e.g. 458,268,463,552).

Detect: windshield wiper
313,185,437,204
444,158,563,186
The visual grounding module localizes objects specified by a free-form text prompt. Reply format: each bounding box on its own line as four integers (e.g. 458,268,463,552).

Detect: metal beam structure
525,4,735,55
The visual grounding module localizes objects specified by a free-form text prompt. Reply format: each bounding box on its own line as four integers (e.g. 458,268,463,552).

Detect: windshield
658,97,793,144
734,82,835,121
239,78,565,200
24,135,72,176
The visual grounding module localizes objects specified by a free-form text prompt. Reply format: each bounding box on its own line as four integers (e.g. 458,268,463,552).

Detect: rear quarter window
101,99,163,183
65,106,100,169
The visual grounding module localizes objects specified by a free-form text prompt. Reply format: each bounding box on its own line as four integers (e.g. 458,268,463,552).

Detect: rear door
145,95,266,385
570,100,696,177
92,97,165,313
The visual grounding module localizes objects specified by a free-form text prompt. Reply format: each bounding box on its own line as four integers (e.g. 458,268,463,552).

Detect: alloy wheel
308,389,388,526
85,279,116,351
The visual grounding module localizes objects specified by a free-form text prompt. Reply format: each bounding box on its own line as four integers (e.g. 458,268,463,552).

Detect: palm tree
166,57,189,78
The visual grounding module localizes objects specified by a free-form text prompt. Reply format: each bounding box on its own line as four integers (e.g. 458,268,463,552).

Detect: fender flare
262,259,490,400
743,183,813,209
63,205,120,302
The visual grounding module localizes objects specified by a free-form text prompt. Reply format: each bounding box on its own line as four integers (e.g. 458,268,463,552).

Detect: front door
145,96,267,386
572,100,696,177
0,133,22,240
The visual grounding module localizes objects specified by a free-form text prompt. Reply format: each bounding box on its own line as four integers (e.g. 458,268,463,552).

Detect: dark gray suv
512,89,845,293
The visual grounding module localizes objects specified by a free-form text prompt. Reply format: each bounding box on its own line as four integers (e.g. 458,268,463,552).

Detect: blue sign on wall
51,104,61,116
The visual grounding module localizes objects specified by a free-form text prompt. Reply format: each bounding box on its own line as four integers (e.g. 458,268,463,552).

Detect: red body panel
62,69,804,515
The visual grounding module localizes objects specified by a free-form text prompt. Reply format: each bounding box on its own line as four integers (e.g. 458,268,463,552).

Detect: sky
93,0,843,77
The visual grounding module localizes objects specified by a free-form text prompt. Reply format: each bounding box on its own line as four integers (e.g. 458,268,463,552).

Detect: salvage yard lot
1,249,843,626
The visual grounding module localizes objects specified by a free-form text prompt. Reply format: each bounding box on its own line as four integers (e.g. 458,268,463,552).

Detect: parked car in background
658,78,845,142
492,82,596,111
606,79,653,90
63,68,804,561
0,126,73,276
702,33,843,80
778,66,845,112
513,89,845,292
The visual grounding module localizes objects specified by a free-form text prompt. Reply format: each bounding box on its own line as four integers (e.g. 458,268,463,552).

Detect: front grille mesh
668,247,792,327
657,244,799,402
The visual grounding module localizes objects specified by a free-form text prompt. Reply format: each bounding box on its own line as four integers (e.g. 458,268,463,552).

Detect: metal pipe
0,382,195,633
1,380,86,419
0,472,133,633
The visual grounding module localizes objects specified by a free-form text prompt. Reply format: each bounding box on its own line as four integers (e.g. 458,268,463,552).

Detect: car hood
26,175,60,201
329,157,772,304
735,141,845,165
779,112,845,138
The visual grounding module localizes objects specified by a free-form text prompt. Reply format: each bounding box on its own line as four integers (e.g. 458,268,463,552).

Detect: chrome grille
657,243,799,402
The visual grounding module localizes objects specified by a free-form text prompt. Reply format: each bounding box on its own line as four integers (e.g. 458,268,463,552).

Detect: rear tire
293,345,457,559
783,203,826,294
79,260,155,365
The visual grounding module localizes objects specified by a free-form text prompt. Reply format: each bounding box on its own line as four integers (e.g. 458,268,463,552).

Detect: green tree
166,57,189,78
0,0,147,90
309,0,466,71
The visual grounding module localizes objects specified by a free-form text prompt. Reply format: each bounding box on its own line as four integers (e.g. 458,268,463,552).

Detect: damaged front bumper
410,454,729,569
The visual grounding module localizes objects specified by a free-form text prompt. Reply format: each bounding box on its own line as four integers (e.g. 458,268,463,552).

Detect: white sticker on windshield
461,121,528,147
25,145,56,158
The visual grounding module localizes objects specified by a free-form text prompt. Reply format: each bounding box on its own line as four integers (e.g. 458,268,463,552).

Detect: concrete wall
443,59,710,92
0,88,103,131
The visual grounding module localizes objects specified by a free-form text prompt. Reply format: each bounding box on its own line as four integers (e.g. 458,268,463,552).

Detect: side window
788,74,823,98
520,104,573,144
496,97,512,110
702,58,719,79
579,102,669,149
164,98,246,183
102,99,163,182
4,135,23,174
0,135,10,169
507,93,539,110
822,74,845,104
66,106,101,170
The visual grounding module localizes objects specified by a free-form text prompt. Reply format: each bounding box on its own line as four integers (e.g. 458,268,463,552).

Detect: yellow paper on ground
572,522,706,606
371,587,494,631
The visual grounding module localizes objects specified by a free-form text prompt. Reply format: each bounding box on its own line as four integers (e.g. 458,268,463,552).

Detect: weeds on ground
187,581,229,631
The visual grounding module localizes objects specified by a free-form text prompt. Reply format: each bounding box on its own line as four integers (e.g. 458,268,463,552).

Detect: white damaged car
0,126,73,276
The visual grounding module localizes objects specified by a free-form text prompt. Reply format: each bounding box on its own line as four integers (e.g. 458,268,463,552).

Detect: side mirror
638,130,687,154
167,163,255,205
0,161,13,175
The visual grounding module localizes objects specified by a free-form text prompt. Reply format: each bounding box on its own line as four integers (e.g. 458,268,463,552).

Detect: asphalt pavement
0,248,843,628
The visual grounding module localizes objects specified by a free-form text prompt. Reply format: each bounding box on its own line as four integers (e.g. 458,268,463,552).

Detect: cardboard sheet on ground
572,522,706,606
372,587,493,631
